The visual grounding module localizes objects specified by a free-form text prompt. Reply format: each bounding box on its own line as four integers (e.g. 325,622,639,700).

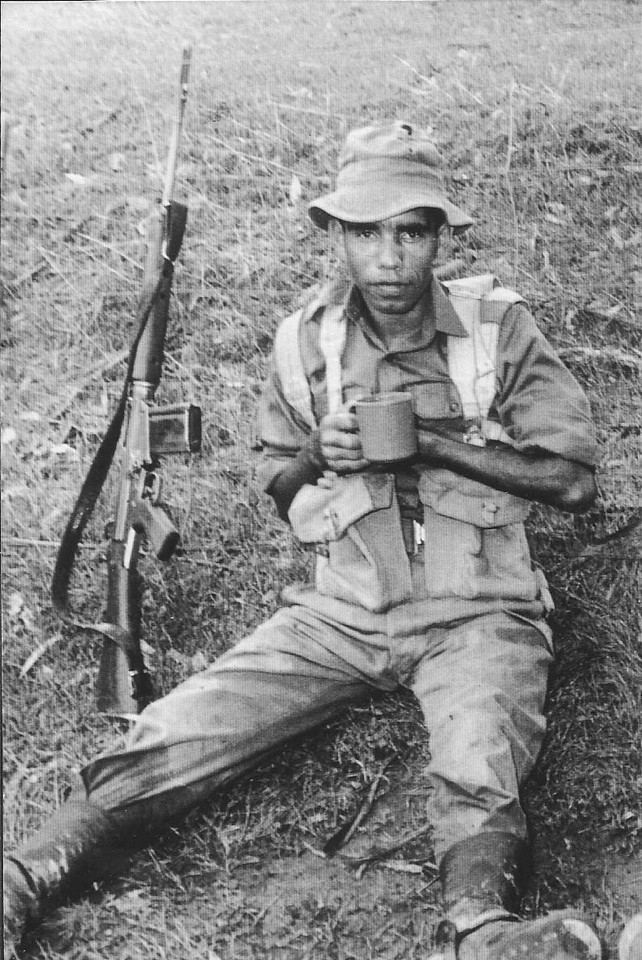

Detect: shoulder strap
481,285,525,324
318,305,348,415
273,307,317,430
273,284,349,428
444,276,524,445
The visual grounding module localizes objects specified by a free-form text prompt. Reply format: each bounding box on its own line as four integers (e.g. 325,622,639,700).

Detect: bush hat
308,121,473,234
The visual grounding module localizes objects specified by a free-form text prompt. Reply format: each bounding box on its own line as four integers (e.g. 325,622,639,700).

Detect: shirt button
449,401,460,413
482,501,499,523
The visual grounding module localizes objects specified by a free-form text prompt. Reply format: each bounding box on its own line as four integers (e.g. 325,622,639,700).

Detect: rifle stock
96,539,152,714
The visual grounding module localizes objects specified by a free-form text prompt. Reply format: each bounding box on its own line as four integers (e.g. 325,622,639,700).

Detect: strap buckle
413,520,425,551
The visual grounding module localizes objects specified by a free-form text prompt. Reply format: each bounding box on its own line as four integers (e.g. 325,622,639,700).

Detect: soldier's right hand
318,410,369,474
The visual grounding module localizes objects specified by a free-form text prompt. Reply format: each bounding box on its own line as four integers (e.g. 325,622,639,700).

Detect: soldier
5,122,607,959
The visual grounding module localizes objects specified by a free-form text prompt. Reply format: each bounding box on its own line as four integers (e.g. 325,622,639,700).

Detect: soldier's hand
318,410,368,474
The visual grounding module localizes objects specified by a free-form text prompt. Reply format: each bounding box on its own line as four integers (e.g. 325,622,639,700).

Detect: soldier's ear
437,221,453,262
327,218,344,254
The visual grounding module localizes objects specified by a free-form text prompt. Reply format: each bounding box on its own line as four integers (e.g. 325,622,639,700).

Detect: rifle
52,44,200,716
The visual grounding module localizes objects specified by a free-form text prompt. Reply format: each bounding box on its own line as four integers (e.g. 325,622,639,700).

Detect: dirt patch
239,854,437,960
154,764,442,960
239,770,440,959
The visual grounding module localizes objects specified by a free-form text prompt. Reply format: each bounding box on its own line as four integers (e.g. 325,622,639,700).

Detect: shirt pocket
409,381,463,423
419,469,531,528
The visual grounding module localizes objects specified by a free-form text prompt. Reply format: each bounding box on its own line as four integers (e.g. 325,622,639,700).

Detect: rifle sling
51,202,187,616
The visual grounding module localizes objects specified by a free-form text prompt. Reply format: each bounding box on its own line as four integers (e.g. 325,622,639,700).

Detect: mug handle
346,392,366,414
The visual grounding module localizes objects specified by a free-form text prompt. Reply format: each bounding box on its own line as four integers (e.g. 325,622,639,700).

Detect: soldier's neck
371,310,419,350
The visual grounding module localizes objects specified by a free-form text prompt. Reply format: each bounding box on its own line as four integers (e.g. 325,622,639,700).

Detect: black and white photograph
2,2,640,958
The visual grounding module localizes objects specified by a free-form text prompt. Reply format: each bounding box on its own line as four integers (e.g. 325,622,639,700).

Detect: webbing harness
274,275,525,444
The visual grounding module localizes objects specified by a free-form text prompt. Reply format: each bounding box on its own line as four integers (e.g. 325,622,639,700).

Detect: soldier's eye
399,228,426,242
346,223,379,240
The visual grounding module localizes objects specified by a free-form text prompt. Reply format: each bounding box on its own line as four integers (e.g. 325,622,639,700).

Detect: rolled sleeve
495,305,599,467
256,356,312,493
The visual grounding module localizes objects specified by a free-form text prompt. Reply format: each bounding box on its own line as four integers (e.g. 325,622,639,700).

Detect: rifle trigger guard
145,471,162,505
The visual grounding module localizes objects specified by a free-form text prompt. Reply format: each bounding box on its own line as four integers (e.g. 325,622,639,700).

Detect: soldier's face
341,208,439,316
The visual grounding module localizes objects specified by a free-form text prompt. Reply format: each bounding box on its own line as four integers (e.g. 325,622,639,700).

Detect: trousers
81,583,553,862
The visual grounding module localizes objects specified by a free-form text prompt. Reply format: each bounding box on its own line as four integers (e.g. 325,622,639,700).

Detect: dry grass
2,1,641,957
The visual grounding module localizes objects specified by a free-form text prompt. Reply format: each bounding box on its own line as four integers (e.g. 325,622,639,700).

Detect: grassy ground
2,1,641,957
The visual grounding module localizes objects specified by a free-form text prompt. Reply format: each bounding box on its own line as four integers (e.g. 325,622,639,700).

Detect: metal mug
353,392,417,462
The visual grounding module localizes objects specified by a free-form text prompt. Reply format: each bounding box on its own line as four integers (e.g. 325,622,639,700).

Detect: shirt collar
344,277,468,348
430,279,469,337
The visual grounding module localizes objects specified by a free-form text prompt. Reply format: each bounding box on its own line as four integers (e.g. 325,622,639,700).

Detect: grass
2,1,641,957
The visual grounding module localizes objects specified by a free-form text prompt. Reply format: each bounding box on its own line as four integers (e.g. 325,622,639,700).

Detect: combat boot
427,831,602,959
3,794,129,955
430,911,602,959
438,830,527,931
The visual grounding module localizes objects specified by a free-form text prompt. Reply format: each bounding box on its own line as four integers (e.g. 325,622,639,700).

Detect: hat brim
308,185,473,235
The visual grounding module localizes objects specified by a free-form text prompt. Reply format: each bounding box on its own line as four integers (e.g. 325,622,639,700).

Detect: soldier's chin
370,291,416,314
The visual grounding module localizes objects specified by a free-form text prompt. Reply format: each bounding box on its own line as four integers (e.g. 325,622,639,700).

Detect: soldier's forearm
266,437,325,521
416,431,597,514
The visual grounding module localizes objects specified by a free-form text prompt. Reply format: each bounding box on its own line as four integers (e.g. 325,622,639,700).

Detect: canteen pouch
288,473,413,611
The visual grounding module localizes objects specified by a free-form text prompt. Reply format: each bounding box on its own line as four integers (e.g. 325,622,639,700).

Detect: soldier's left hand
318,410,369,474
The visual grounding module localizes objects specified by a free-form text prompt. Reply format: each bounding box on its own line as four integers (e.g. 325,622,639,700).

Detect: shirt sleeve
494,304,599,467
255,354,313,493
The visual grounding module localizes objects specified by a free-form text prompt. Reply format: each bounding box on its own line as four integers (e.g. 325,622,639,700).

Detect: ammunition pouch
288,473,413,612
